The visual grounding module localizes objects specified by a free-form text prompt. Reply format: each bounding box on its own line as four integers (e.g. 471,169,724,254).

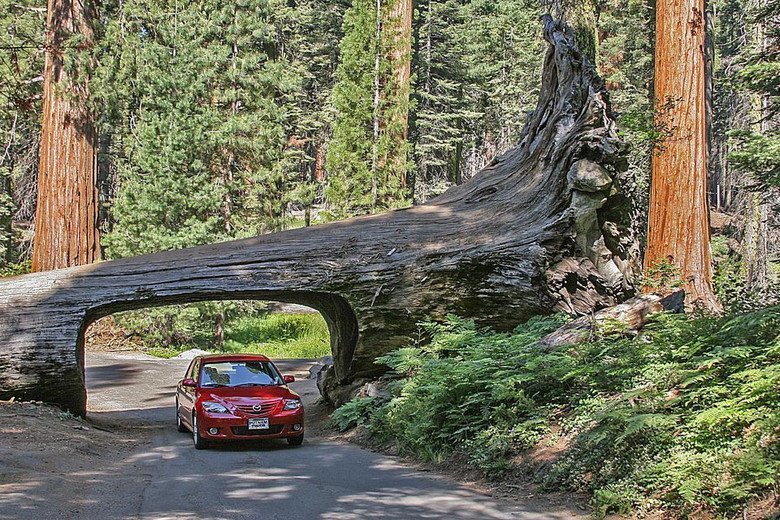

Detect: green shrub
348,307,780,516
330,396,383,432
223,313,330,359
121,306,331,359
0,259,31,277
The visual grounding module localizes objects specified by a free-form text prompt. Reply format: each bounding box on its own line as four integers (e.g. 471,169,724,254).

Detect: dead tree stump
0,17,639,414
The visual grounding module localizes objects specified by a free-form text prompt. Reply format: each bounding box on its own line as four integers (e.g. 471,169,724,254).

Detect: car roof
197,353,272,363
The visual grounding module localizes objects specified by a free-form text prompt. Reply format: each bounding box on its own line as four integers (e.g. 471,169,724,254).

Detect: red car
175,354,304,449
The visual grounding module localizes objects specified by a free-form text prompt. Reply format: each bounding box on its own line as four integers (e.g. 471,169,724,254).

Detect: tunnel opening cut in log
0,16,640,415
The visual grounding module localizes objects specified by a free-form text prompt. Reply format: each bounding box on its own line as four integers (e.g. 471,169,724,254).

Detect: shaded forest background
1,0,778,346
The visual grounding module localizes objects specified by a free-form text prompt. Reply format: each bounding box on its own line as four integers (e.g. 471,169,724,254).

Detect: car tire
192,413,209,450
176,398,187,432
287,433,304,447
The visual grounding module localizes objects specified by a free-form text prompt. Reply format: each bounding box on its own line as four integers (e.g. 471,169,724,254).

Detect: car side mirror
181,378,197,388
283,375,295,384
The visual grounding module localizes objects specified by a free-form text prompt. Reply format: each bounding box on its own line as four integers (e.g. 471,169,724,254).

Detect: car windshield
199,360,283,387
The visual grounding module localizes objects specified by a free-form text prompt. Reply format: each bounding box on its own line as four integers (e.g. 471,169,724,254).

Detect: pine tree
410,0,470,198
272,0,347,226
96,0,302,258
410,0,545,200
597,0,654,239
729,0,780,188
325,0,379,217
326,0,412,218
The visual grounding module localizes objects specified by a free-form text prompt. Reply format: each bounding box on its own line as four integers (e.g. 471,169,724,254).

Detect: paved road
75,352,581,520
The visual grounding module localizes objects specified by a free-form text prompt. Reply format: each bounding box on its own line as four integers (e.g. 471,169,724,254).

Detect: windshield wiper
229,382,271,387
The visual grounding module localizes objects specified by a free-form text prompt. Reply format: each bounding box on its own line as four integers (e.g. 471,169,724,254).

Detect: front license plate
248,418,270,430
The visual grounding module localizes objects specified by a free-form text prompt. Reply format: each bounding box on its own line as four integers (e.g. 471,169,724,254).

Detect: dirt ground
0,400,142,517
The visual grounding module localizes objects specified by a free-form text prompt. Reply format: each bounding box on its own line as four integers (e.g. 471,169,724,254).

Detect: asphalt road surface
45,352,582,519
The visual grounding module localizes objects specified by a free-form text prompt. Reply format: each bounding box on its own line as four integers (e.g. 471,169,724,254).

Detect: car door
178,358,200,426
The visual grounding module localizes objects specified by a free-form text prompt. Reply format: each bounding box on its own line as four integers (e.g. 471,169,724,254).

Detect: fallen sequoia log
0,16,640,414
538,290,685,350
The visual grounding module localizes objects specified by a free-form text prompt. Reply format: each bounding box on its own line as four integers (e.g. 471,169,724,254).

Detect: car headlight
202,401,229,414
283,399,302,410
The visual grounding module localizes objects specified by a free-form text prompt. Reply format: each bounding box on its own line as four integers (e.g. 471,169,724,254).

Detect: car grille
234,400,280,417
231,425,284,436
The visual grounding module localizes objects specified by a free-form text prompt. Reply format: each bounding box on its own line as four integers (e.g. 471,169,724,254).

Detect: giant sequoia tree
32,0,100,271
645,0,720,310
0,17,640,414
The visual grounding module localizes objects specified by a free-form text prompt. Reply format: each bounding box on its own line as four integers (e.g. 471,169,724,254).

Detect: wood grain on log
0,17,639,415
539,290,685,350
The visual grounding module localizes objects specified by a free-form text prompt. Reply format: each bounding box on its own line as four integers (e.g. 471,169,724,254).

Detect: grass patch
333,308,780,517
223,313,330,359
144,345,195,359
133,312,331,359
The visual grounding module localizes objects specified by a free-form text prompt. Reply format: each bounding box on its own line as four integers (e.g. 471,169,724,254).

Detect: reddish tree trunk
32,0,100,272
378,0,413,188
644,0,720,311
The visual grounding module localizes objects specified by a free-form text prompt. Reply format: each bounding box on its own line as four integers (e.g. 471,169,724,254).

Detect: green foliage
724,0,780,188
96,0,306,258
639,258,684,291
115,304,220,350
348,315,567,474
0,259,31,277
345,308,780,516
0,0,45,268
411,0,544,198
223,313,330,359
325,0,380,217
127,308,331,360
331,396,382,432
0,167,12,263
729,129,780,187
325,0,411,217
597,0,654,240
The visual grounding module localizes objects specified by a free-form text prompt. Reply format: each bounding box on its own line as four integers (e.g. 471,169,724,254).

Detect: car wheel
192,413,209,450
287,433,304,447
175,398,187,432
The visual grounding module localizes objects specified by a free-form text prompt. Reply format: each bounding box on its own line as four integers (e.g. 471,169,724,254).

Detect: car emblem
252,404,262,412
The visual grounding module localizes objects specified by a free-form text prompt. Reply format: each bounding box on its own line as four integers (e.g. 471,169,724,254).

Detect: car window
200,361,283,387
185,359,196,380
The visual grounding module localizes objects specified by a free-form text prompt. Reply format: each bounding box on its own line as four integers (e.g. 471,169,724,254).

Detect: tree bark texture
539,290,684,350
386,0,413,143
645,0,720,311
32,0,100,272
0,17,639,414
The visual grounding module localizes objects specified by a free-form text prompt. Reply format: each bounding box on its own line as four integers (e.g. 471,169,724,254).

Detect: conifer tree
32,0,100,271
410,0,544,198
326,0,412,218
645,0,721,311
97,0,301,257
272,0,346,225
0,0,46,267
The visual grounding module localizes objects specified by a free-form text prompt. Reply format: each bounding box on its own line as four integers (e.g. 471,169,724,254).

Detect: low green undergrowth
222,313,330,359
130,311,330,359
332,308,780,517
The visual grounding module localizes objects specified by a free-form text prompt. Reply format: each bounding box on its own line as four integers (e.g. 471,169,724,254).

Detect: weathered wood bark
0,17,639,414
539,290,684,350
32,0,100,272
644,0,720,311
